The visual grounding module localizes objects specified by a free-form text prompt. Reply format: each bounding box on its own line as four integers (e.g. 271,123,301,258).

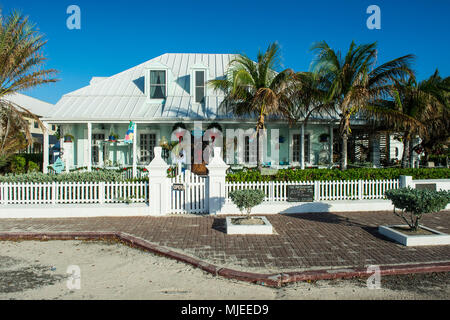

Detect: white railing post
314,181,320,201
51,182,56,204
206,147,229,215
0,183,5,205
399,175,413,188
99,182,105,204
147,147,170,216
358,180,363,200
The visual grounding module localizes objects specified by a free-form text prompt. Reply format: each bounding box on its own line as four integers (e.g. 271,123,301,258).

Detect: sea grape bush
229,189,266,217
385,188,450,231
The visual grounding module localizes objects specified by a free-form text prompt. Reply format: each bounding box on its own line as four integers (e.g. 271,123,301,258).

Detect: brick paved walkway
1,211,449,272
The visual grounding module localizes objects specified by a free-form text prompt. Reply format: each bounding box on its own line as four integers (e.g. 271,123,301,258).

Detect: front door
191,134,209,175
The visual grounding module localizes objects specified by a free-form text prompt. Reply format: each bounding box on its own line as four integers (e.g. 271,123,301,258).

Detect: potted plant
226,189,273,235
64,134,75,143
381,188,450,246
108,132,119,142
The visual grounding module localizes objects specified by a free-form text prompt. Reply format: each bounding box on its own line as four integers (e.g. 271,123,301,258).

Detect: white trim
132,123,138,177
87,122,92,172
42,122,49,174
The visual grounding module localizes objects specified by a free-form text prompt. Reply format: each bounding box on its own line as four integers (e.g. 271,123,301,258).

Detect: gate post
206,147,229,215
147,147,170,216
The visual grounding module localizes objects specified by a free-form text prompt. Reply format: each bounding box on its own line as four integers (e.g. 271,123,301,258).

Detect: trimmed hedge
0,171,147,183
226,168,450,182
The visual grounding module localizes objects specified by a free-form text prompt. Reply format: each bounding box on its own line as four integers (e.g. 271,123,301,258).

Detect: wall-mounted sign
287,185,314,202
173,183,185,191
52,157,65,174
415,184,437,191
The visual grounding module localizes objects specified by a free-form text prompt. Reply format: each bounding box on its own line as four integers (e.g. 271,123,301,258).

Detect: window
244,136,250,163
293,134,310,163
34,121,39,129
194,70,205,103
140,133,157,164
52,125,56,131
304,134,310,163
92,134,105,165
293,134,301,163
150,70,166,99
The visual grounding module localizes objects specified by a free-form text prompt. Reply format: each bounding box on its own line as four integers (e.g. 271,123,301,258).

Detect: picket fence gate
170,170,208,214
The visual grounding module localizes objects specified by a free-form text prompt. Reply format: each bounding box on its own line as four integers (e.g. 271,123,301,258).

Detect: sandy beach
0,240,448,300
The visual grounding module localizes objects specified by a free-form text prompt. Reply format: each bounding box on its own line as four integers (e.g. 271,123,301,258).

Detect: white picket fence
0,181,149,205
170,170,208,214
225,179,400,202
1,177,399,209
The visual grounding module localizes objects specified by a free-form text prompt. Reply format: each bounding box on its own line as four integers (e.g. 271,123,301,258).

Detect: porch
42,121,344,177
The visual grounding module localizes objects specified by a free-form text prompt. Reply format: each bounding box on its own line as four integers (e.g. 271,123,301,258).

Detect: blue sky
3,0,450,104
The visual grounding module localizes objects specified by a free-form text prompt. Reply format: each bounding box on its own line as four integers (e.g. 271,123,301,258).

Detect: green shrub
226,168,450,182
385,188,450,231
27,161,40,173
0,170,147,183
9,156,27,174
229,189,266,217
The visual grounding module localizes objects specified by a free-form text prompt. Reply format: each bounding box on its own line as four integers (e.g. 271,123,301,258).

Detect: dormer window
194,70,205,103
150,70,166,99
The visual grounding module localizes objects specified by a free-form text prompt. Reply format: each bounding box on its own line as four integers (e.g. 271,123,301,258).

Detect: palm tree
0,11,58,167
209,43,295,170
310,41,414,170
280,72,331,125
375,70,450,167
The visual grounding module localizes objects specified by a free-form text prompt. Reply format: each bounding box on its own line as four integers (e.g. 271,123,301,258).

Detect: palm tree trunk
401,138,410,168
341,133,348,171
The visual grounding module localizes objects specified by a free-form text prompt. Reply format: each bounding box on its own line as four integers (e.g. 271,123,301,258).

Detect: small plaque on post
172,183,185,191
287,185,314,202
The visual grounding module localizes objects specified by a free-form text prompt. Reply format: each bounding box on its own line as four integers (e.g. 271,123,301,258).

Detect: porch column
87,122,92,172
133,123,138,177
300,123,305,170
329,124,334,165
43,122,49,174
369,133,381,168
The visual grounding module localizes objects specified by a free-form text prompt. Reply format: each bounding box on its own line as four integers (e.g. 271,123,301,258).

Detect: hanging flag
124,121,135,144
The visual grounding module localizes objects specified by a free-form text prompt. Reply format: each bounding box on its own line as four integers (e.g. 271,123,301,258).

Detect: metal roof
4,93,54,117
47,53,238,122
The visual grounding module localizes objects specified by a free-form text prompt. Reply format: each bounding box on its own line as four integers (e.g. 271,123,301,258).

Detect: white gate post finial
147,147,170,216
206,147,229,215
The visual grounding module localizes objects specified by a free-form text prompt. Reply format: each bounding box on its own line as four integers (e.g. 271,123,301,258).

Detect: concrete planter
226,216,274,235
379,225,450,246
